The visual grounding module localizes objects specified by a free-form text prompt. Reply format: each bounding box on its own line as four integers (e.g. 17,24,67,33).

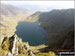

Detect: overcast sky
1,1,74,12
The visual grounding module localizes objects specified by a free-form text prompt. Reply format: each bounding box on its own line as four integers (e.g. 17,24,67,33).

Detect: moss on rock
1,38,10,51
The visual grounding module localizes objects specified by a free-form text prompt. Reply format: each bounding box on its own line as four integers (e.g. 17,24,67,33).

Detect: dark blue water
15,21,48,46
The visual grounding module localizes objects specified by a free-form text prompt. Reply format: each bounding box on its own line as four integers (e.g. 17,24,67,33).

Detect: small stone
28,50,35,56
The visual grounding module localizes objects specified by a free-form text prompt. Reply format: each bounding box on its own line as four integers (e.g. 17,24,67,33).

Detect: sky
1,1,74,12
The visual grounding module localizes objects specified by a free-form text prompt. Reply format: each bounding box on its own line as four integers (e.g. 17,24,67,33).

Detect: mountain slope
38,9,74,51
0,3,26,16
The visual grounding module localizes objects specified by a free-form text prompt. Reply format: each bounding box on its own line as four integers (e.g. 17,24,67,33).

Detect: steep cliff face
38,9,74,51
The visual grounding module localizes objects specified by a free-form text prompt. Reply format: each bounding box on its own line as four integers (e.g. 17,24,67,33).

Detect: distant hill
0,3,32,21
0,3,26,16
25,11,41,22
38,9,74,51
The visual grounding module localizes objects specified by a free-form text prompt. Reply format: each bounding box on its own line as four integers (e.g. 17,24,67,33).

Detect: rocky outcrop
1,34,36,56
9,34,18,55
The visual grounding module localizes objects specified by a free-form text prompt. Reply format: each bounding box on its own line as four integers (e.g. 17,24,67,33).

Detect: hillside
38,9,74,51
0,3,26,16
0,3,34,56
25,11,41,22
0,3,31,45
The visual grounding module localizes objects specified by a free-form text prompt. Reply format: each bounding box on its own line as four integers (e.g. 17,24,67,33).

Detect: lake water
15,21,48,46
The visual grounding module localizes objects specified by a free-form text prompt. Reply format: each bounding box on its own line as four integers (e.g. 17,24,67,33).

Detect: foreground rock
9,34,18,55
1,34,36,56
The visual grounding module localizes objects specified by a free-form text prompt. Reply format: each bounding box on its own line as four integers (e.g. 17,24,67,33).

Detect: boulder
24,42,30,51
9,34,18,55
